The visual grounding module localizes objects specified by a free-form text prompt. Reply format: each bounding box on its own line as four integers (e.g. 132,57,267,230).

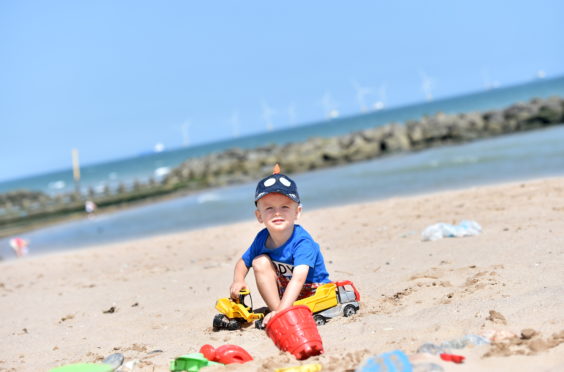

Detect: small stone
103,353,124,369
521,328,537,340
486,310,507,325
528,338,548,353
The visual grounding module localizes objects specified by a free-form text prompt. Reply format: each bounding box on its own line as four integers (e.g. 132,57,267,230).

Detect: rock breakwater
164,96,564,188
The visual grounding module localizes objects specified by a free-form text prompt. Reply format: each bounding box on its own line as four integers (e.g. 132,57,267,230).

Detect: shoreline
0,186,202,240
2,171,564,261
1,176,563,371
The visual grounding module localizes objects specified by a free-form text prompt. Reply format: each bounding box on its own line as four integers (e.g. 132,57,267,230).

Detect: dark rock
381,123,411,152
483,110,506,135
521,328,538,340
535,96,564,124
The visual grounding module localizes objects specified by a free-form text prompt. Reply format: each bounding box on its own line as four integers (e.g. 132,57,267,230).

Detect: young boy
229,165,331,325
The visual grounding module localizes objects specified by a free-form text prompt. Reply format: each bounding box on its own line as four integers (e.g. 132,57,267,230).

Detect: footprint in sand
409,264,505,305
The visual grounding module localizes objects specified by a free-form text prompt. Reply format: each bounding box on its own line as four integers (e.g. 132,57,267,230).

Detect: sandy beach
1,177,563,371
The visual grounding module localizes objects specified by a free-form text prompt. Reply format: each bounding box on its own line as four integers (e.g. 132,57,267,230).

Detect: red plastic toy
199,344,253,364
440,353,465,363
266,305,324,360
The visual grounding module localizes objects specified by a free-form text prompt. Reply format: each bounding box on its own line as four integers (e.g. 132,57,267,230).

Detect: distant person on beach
229,164,331,325
9,237,29,258
85,200,97,217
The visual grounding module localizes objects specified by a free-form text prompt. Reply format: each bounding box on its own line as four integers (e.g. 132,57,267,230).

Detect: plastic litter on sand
417,334,490,355
421,220,482,241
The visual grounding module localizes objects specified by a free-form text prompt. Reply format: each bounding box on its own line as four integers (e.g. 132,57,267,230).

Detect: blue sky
1,1,563,182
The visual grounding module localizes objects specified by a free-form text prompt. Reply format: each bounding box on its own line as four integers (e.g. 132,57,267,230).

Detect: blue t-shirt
242,224,330,284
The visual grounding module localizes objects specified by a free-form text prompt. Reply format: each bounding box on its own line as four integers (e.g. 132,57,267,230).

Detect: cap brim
255,190,300,204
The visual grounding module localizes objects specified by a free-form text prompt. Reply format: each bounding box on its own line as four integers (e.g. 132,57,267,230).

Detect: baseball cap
254,164,300,205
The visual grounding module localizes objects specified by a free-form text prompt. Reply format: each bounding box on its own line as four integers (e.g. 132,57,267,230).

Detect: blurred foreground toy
275,363,322,372
213,289,264,330
199,344,253,364
49,353,124,372
266,305,324,360
49,364,113,372
170,353,223,372
356,350,412,372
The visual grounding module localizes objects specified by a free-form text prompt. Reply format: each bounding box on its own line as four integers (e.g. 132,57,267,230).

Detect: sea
1,76,564,260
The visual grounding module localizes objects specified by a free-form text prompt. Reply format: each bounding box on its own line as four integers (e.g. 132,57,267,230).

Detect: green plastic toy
49,363,114,372
170,353,223,372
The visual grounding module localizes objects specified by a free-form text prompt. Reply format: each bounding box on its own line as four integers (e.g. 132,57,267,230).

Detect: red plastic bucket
265,305,324,360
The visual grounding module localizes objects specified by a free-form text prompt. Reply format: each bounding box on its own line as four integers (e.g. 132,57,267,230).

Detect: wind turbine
180,120,190,147
230,111,240,138
482,68,501,90
287,103,297,126
320,91,339,119
373,83,387,110
481,67,492,90
261,100,276,131
351,80,372,113
419,70,435,102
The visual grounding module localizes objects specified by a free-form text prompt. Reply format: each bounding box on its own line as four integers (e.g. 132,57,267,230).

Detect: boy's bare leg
252,255,281,311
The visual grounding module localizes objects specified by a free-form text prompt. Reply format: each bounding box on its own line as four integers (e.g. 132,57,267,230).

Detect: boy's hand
262,310,276,326
231,258,250,299
229,281,247,299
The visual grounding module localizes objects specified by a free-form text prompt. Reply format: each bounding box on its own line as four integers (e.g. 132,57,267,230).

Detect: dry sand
1,177,563,371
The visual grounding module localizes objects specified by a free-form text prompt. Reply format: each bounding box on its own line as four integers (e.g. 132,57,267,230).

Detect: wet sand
1,177,563,371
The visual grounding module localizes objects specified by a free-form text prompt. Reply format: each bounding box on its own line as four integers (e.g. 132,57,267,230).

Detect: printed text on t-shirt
273,261,294,277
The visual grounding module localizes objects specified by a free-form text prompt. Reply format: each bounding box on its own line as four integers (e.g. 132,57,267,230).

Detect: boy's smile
271,216,285,225
255,193,302,243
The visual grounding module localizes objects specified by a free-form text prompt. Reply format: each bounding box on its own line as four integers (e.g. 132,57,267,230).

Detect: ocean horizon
1,75,564,196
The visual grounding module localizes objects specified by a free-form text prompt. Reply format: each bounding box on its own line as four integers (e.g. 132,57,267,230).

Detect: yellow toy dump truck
213,289,264,331
295,280,360,325
213,281,360,330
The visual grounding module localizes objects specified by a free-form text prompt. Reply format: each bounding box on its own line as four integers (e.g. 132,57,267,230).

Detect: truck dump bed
294,283,338,313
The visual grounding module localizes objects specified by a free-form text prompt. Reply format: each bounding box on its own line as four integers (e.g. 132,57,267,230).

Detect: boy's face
255,193,302,233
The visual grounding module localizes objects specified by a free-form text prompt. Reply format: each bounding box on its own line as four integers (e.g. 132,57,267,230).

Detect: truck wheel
213,314,229,331
227,319,242,331
255,319,265,330
313,314,326,325
343,304,357,317
213,314,242,331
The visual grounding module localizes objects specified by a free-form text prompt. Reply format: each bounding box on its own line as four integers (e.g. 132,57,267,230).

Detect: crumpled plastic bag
422,220,482,241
